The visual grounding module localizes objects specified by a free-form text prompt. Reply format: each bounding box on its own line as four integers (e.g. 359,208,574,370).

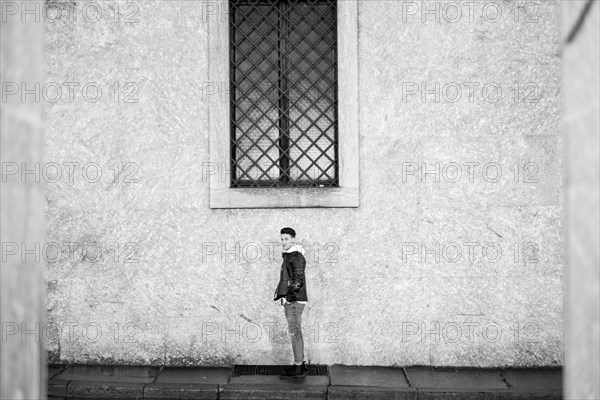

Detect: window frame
208,0,359,209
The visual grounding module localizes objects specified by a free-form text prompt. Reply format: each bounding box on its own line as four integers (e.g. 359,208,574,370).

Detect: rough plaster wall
44,0,563,367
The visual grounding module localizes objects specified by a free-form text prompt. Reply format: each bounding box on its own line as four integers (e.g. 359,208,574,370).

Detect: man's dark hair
280,227,296,238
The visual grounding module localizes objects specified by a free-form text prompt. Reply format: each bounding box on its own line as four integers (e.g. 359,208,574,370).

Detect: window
229,0,338,188
208,0,358,208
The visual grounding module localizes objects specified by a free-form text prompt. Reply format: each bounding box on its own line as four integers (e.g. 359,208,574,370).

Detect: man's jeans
284,301,306,364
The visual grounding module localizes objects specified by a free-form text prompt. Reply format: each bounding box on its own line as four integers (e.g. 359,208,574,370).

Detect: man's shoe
281,361,307,374
301,361,308,375
279,363,306,379
281,364,295,373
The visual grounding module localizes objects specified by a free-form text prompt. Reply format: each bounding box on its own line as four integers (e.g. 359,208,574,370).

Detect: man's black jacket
273,250,308,302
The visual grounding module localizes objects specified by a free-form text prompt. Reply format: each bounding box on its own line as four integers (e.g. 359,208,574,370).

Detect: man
273,227,308,379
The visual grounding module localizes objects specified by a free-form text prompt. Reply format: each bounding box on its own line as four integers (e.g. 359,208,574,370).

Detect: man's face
281,233,294,250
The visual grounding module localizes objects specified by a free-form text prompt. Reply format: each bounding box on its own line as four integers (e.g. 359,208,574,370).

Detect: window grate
232,364,329,376
229,0,338,188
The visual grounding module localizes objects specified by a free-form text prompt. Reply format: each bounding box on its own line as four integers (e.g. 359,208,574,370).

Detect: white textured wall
42,0,562,367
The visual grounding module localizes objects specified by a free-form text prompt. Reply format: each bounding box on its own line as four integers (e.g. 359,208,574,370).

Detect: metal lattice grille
232,364,329,376
230,0,338,188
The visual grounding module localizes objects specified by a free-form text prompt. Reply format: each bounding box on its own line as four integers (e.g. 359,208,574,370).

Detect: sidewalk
48,364,562,399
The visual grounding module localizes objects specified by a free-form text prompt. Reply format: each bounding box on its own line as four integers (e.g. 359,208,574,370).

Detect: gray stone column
563,0,600,399
0,1,47,398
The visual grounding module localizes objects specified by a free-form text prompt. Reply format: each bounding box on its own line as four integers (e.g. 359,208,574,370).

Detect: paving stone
47,378,69,397
144,382,218,399
55,365,159,383
45,364,564,400
416,393,562,400
154,367,230,384
48,365,68,380
404,367,508,391
330,365,410,388
67,380,144,399
48,366,71,398
328,385,418,400
501,369,562,392
416,392,514,400
219,383,327,400
498,394,562,400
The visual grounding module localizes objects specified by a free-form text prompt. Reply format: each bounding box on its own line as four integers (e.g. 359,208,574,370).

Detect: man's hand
289,281,302,294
